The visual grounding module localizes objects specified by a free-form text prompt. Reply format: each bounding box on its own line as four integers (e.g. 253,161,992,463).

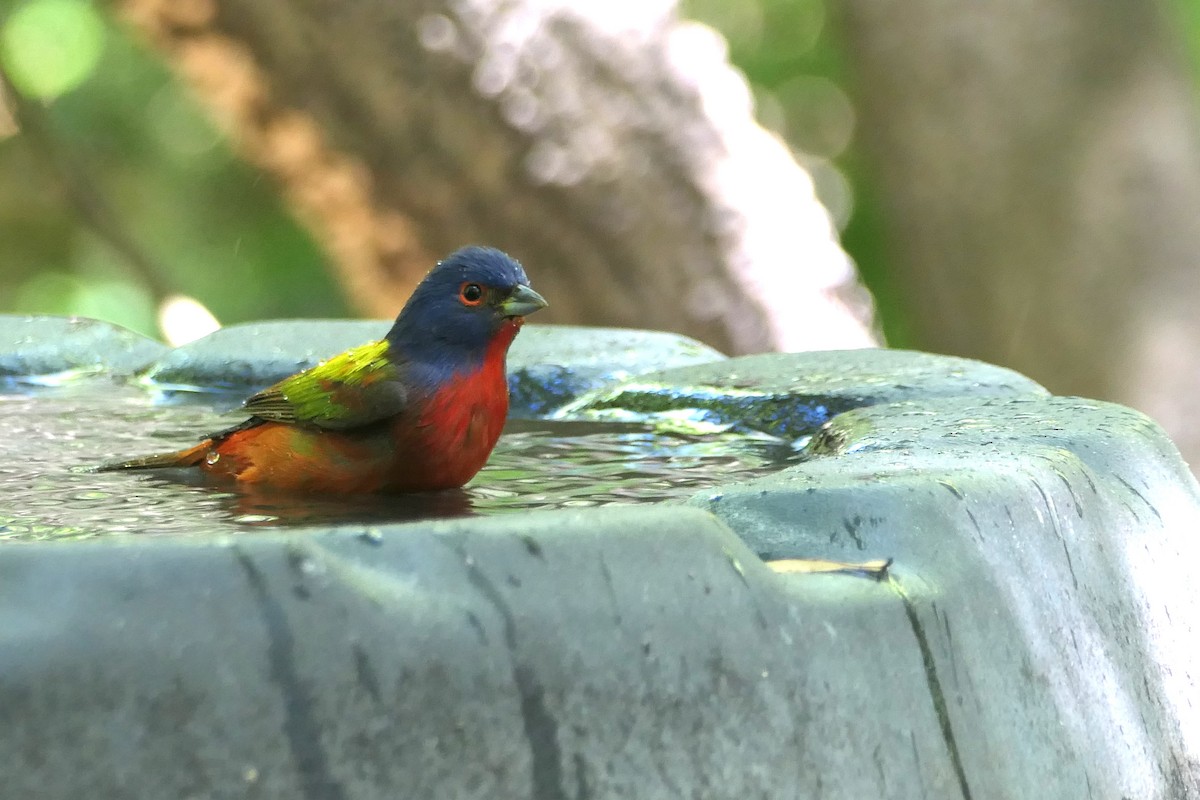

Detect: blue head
385,246,547,366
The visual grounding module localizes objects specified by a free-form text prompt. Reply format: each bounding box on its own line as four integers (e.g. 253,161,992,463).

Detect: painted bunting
99,246,547,494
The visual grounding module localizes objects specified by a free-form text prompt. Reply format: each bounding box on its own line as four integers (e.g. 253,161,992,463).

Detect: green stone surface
559,348,1047,439
2,315,1199,798
0,315,168,380
0,508,947,799
691,395,1200,798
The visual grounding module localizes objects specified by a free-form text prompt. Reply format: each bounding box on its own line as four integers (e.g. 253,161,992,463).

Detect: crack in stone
352,644,382,704
597,553,622,625
891,576,973,800
722,549,769,630
1114,475,1163,524
1032,480,1079,591
234,549,347,800
573,751,591,800
842,516,866,550
459,546,566,800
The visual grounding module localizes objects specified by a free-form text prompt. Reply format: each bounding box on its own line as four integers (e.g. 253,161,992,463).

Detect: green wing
241,339,409,430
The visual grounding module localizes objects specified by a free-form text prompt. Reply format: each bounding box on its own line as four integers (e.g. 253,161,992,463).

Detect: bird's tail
93,440,213,472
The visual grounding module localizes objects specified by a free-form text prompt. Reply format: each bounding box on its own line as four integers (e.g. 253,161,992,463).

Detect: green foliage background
0,0,343,340
0,0,1196,345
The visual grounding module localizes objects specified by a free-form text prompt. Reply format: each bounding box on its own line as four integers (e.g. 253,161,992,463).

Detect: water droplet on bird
205,451,220,465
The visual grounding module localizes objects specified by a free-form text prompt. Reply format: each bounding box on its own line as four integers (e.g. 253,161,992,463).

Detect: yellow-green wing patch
241,339,406,429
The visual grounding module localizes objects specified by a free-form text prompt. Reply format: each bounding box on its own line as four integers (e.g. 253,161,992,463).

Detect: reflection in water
0,381,799,540
183,477,475,527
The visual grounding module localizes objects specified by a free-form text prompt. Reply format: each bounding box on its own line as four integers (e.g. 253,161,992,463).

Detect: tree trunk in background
114,0,877,356
837,0,1200,464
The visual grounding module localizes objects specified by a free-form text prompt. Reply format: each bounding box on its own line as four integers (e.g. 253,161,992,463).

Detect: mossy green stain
806,413,877,456
565,383,861,440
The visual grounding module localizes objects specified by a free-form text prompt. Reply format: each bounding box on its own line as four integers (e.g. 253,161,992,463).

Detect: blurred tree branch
0,68,173,301
837,0,1200,464
111,0,877,355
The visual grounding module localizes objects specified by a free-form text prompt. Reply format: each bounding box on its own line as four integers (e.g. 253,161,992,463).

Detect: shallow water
0,380,799,540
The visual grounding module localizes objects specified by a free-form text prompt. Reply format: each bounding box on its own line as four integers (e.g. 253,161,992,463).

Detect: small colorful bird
99,246,547,494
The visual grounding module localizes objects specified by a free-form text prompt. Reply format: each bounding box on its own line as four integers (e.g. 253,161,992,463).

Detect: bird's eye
459,282,484,306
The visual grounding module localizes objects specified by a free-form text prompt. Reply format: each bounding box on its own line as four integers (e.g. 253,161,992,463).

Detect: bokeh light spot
0,0,106,99
145,85,223,158
158,294,220,346
776,76,856,159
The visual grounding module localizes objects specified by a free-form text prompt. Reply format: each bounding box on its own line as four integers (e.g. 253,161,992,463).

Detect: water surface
0,381,798,540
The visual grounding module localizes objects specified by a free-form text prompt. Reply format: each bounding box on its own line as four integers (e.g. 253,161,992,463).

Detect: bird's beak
500,284,548,318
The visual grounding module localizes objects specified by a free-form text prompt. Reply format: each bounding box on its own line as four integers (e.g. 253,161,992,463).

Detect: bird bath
3,315,1199,800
